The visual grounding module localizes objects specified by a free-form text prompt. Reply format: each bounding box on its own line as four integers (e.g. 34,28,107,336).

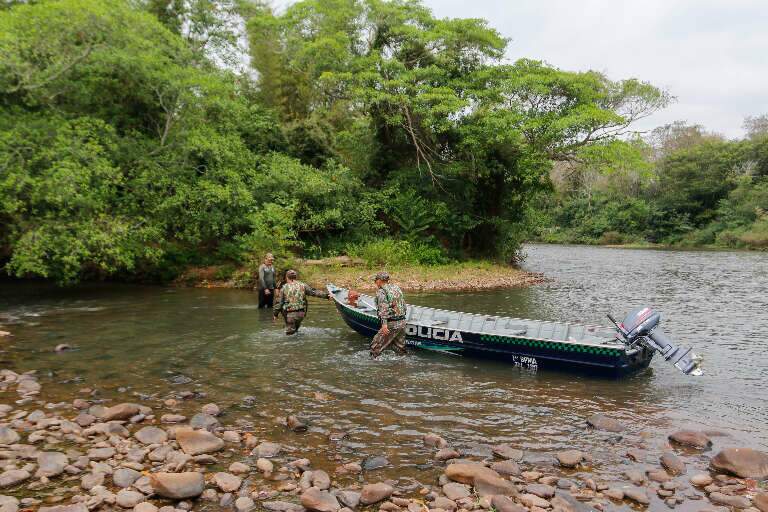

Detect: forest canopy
2,0,762,285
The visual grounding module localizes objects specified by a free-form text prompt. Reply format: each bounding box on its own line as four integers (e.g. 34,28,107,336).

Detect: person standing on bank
257,253,276,309
370,271,408,358
272,269,330,335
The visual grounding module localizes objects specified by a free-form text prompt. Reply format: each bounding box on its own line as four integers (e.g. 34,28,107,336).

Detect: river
1,243,766,490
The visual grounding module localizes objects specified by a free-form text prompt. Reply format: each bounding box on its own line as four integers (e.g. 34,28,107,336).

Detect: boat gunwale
328,285,630,352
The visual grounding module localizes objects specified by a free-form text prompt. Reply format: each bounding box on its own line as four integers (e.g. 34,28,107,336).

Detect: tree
245,0,669,260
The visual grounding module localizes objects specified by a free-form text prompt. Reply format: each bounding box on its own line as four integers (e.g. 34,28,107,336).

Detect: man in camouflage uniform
370,271,408,358
273,269,330,335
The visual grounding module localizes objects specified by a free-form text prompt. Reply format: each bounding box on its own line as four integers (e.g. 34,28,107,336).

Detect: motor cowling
609,307,703,376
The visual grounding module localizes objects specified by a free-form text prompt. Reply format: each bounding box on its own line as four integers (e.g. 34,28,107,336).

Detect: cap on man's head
286,269,298,279
373,271,390,282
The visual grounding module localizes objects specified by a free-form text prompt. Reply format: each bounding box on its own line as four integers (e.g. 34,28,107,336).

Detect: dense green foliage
1,0,669,284
532,121,768,249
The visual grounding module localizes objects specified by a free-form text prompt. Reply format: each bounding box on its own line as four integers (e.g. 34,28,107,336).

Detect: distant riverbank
174,259,547,292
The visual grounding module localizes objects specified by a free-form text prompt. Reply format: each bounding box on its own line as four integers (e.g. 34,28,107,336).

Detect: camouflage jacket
273,281,329,316
375,283,407,321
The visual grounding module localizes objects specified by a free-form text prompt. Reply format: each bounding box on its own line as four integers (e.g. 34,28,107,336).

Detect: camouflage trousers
284,311,306,335
370,320,407,358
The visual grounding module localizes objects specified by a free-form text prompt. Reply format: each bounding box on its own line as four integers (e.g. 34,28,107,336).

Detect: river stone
475,473,518,497
336,491,361,509
150,472,205,499
134,426,167,445
669,430,712,449
0,469,30,488
424,433,448,448
257,458,275,474
230,462,250,474
708,492,751,509
39,505,88,512
36,451,68,477
116,489,144,508
491,495,526,512
161,414,186,424
690,473,713,486
81,472,105,490
491,460,521,476
301,488,340,512
361,455,389,471
753,492,768,512
519,494,550,509
263,502,306,512
624,488,650,505
235,497,255,512
443,483,471,500
113,468,141,488
586,413,626,432
201,403,220,416
661,452,687,475
556,450,584,468
254,442,282,458
176,429,224,455
0,428,19,446
445,463,500,485
493,444,524,460
436,448,460,461
360,483,394,505
214,472,242,493
526,484,556,499
134,503,158,512
604,488,624,500
101,403,140,421
312,470,331,490
431,497,457,511
190,413,219,431
88,447,116,461
711,448,768,479
648,469,673,483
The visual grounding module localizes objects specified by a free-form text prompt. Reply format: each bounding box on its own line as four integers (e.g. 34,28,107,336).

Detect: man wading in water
273,269,330,335
257,253,276,309
370,271,408,358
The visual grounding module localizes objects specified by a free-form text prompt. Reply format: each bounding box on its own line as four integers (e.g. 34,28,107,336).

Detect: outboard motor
608,307,703,376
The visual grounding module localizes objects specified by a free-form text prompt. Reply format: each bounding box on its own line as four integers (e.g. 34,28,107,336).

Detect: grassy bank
175,258,546,292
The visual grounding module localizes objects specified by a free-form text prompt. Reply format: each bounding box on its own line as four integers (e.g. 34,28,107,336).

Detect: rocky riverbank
1,369,767,512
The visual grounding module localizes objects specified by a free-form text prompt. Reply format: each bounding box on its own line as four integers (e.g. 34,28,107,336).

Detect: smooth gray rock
36,451,68,477
113,468,141,488
134,426,167,445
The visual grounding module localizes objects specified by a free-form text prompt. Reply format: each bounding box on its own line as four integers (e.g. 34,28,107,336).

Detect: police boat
327,284,703,377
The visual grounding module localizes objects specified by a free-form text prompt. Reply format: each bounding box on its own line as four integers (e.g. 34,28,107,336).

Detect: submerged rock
361,456,389,471
669,430,712,449
624,488,650,505
474,473,517,497
711,448,768,479
492,444,523,460
586,413,626,432
189,413,218,431
690,473,713,487
491,460,520,476
424,433,448,448
287,415,308,432
556,450,584,468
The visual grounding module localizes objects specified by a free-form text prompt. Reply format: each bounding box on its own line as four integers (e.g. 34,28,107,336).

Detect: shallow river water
1,244,766,494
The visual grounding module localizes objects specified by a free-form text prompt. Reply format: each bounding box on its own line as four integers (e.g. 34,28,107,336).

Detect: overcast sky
272,0,767,138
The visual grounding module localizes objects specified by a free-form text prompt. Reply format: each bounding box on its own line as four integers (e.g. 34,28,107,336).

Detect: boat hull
333,298,654,377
